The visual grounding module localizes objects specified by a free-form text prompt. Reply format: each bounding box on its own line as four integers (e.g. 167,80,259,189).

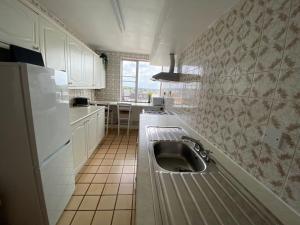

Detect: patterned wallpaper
162,0,300,214
94,51,149,101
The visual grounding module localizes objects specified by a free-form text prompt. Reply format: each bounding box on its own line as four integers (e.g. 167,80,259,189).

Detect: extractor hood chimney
152,53,180,82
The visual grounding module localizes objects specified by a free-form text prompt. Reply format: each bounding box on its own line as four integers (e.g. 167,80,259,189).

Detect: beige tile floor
57,129,138,225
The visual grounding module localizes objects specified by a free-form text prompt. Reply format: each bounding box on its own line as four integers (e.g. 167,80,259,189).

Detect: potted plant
147,92,153,103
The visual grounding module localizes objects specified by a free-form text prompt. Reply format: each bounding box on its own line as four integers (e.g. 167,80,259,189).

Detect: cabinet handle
32,45,39,50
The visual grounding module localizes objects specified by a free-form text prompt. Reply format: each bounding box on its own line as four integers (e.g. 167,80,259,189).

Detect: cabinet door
68,37,83,86
86,114,97,158
0,0,39,51
99,60,106,89
71,121,87,174
39,17,67,71
97,109,105,143
83,49,94,87
93,55,101,88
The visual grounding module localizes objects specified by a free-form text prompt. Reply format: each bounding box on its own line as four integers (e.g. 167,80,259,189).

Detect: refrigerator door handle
41,140,71,166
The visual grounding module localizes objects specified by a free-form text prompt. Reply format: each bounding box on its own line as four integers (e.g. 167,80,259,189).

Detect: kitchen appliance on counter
0,63,74,225
72,97,89,107
152,96,164,106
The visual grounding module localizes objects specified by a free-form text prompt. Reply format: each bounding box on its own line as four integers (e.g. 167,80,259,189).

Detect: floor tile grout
58,129,138,225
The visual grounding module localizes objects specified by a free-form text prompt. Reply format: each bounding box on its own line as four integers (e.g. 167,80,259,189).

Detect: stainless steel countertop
136,114,282,225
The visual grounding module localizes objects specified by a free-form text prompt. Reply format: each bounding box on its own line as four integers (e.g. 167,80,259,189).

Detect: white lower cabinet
86,113,97,158
71,120,87,174
97,108,105,143
71,109,105,174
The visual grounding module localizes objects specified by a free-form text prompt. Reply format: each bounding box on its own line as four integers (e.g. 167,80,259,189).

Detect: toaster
73,97,89,107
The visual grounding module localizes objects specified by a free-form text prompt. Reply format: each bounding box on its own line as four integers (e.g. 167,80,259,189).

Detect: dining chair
117,103,132,136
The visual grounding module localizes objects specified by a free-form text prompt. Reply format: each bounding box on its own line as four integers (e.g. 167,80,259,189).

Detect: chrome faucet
181,136,211,162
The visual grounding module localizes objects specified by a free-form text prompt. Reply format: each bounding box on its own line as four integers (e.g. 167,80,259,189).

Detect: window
121,60,162,103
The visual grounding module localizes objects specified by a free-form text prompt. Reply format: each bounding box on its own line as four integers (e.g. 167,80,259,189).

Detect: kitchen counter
136,114,282,225
69,106,104,125
90,100,160,108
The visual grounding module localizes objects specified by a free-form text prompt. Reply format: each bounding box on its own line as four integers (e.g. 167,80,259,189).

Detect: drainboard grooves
158,172,176,225
170,174,192,225
215,173,276,225
190,174,225,225
201,175,240,225
209,174,256,225
156,171,281,225
147,127,185,141
183,175,221,225
180,174,209,225
193,173,240,224
158,172,187,225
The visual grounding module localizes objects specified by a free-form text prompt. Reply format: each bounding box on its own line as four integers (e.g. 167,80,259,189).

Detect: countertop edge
69,106,105,126
90,100,161,108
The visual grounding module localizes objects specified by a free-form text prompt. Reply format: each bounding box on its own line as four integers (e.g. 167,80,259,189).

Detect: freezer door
39,142,75,225
26,64,71,165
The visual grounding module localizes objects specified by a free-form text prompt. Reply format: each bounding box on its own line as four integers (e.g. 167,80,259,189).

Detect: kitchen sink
153,141,207,172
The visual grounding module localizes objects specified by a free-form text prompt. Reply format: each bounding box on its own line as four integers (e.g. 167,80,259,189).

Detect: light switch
263,127,282,149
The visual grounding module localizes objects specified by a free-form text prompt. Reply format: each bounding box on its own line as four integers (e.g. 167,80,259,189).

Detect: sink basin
153,141,206,172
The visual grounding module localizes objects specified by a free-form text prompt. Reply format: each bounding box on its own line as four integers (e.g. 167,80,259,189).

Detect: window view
122,60,137,102
121,60,162,103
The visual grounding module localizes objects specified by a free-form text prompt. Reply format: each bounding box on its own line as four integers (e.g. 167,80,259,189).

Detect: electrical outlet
263,127,282,149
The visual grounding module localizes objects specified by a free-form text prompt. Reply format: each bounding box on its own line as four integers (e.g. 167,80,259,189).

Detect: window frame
120,59,162,103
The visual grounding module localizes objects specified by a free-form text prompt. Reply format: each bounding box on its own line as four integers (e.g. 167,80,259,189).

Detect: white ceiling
39,0,238,65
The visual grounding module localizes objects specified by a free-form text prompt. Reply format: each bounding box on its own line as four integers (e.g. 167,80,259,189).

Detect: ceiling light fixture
111,0,125,32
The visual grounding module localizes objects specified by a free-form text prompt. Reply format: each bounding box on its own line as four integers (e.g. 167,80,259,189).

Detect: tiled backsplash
94,51,149,101
163,0,300,214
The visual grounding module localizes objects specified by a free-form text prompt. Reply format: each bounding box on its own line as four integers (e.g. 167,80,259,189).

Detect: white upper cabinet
93,55,101,88
0,0,99,89
0,0,39,51
99,59,106,89
93,55,106,89
82,49,94,87
39,17,67,71
68,37,84,87
69,38,95,88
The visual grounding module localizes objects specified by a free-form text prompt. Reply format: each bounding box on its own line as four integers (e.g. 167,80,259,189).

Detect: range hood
152,53,180,82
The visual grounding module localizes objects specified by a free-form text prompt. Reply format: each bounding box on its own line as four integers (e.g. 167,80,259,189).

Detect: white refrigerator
0,63,75,225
